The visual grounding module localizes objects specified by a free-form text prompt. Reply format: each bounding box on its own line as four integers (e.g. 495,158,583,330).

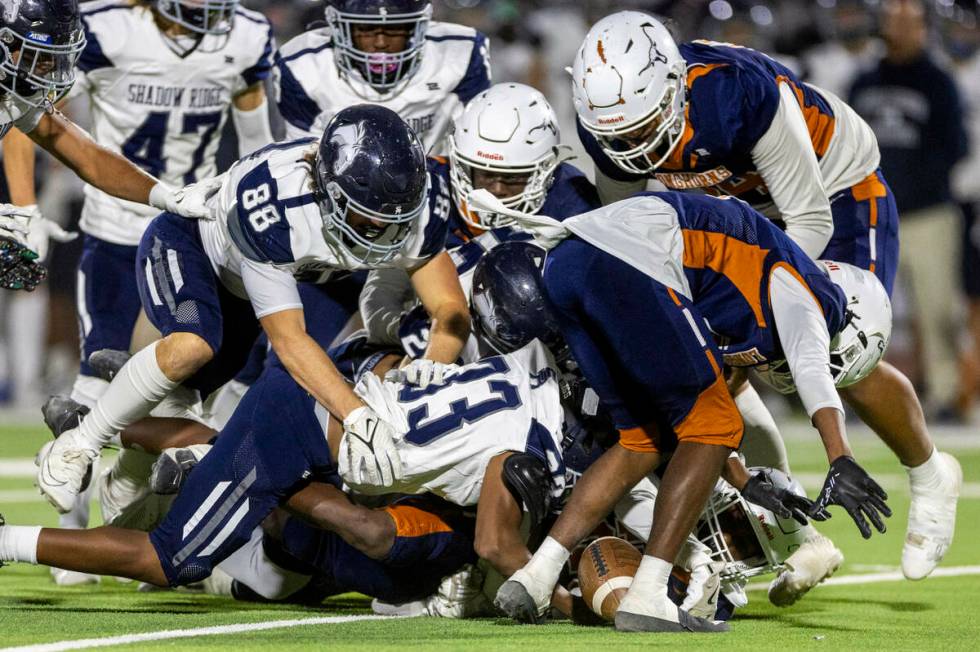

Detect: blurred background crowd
1,0,977,425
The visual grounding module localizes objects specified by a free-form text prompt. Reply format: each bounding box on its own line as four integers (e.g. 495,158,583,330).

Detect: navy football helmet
314,104,428,266
326,0,431,93
155,0,239,36
0,0,85,108
470,241,564,355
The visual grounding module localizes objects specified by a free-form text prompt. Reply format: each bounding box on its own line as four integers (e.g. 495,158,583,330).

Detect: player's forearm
813,406,852,463
2,128,39,205
423,302,470,363
270,330,364,419
31,113,159,205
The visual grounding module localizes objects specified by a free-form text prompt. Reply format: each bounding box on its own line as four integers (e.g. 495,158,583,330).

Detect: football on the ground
577,536,642,621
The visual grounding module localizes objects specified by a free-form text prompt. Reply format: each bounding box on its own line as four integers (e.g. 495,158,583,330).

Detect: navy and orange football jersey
542,192,846,446
580,41,878,212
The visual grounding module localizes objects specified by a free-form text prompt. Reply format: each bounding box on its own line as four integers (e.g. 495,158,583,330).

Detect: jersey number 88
243,183,281,233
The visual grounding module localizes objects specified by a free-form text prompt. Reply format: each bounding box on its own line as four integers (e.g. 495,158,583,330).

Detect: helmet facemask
155,0,239,36
0,25,85,108
326,4,431,94
449,140,561,230
587,62,687,175
315,158,427,266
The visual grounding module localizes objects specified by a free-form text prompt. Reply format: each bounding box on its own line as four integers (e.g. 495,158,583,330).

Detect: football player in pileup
33,106,470,530
3,0,277,582
571,10,960,584
274,0,491,151
0,0,218,293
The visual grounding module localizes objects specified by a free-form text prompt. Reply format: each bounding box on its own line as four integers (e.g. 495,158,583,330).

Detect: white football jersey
273,21,490,150
199,138,449,318
347,339,566,506
75,2,275,245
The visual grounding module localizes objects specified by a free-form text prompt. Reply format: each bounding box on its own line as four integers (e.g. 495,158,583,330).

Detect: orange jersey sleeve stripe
384,504,454,539
681,228,771,327
776,75,835,158
673,373,744,449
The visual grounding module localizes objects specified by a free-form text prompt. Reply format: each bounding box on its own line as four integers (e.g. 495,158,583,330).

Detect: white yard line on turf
0,615,406,652
0,489,43,503
0,460,36,477
746,564,980,592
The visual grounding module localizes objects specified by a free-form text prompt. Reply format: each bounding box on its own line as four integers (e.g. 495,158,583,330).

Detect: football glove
338,405,403,488
0,235,47,291
0,204,76,261
679,542,724,619
812,456,891,539
149,175,224,220
387,359,458,389
741,469,824,526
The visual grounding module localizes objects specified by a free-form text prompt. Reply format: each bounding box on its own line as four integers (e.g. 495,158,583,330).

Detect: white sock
78,342,180,449
735,383,790,474
58,464,98,530
618,555,678,620
522,536,570,589
0,525,42,564
906,447,945,490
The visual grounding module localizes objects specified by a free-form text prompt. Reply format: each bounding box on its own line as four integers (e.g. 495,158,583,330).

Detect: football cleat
767,532,844,607
902,452,962,580
88,349,131,383
34,429,99,514
494,570,553,624
41,395,90,438
614,605,730,633
150,445,212,495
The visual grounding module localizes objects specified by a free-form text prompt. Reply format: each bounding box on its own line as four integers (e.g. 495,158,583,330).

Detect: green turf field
2,420,979,650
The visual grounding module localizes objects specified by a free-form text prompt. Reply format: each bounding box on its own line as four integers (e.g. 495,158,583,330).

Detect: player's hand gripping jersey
341,340,566,504
75,1,275,244
196,138,448,320
274,22,490,146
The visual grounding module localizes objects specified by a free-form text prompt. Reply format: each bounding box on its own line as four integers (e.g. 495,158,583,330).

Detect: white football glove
387,359,459,389
149,175,225,220
0,204,76,260
680,558,724,619
337,405,403,488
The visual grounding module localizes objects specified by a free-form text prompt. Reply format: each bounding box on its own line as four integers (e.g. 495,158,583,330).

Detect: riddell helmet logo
597,114,626,125
477,150,504,161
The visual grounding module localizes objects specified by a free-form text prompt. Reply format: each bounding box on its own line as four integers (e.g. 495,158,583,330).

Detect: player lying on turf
0,0,221,291
1,341,576,613
32,105,471,518
476,188,960,632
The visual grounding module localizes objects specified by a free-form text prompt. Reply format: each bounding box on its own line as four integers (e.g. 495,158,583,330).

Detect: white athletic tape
591,575,633,615
0,615,406,652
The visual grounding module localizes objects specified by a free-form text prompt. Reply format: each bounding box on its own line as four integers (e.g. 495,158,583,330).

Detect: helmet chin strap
466,189,571,250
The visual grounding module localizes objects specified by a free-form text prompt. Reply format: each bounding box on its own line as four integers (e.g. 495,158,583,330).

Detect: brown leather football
577,536,643,622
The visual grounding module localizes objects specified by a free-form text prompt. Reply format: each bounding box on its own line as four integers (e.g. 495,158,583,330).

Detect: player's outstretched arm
27,111,216,219
409,251,470,364
475,453,572,617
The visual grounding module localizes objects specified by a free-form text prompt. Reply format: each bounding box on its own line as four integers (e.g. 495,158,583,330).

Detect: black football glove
740,469,821,526
0,236,46,291
813,456,891,539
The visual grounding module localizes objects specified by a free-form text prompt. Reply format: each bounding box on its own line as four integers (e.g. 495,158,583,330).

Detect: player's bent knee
156,333,215,381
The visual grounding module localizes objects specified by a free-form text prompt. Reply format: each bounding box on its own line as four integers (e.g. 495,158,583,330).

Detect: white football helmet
698,468,808,584
756,261,892,394
571,11,687,175
449,83,563,229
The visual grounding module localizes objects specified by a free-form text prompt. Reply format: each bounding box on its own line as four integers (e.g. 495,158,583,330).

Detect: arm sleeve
751,82,834,259
359,267,415,345
240,259,303,319
769,265,843,417
233,97,274,158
